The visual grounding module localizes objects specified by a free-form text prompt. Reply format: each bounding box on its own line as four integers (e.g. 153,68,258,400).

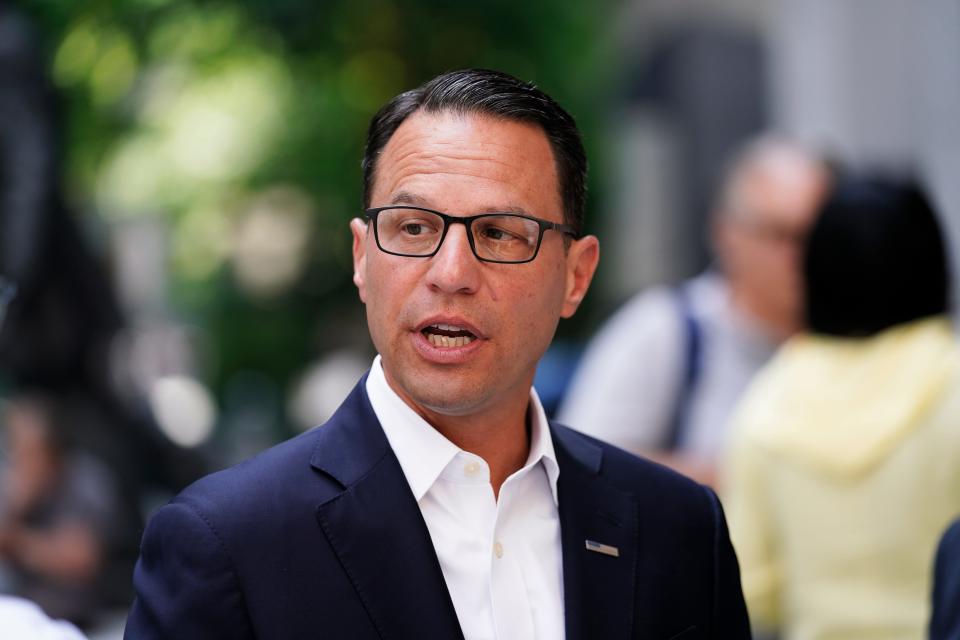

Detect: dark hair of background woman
804,174,951,337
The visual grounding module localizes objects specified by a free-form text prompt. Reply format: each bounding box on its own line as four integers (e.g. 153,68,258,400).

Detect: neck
421,397,531,499
728,286,799,343
379,362,536,498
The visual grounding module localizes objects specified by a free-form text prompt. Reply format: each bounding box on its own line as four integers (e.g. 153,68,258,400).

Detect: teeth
432,323,463,331
427,334,474,348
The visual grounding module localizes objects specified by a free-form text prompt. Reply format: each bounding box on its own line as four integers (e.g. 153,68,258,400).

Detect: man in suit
931,517,960,639
125,68,751,639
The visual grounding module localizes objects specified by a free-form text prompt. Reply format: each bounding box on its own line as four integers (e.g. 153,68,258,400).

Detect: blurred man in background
559,136,830,485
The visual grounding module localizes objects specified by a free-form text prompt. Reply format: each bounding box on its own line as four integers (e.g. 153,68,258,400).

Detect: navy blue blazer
125,377,750,639
931,517,960,640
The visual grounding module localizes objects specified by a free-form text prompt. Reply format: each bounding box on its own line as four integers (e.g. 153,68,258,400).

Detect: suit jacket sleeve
931,518,960,640
705,486,753,637
124,500,254,640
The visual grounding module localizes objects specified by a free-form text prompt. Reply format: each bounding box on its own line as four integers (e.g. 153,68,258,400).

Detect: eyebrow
388,191,532,216
391,191,431,207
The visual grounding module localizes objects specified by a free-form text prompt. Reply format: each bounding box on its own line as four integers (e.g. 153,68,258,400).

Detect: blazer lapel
552,424,639,640
311,380,464,640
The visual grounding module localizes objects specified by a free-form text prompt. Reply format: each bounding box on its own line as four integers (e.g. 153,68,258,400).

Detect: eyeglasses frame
364,205,579,264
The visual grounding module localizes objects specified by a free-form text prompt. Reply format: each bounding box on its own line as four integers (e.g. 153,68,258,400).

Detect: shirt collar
525,381,560,505
365,355,560,505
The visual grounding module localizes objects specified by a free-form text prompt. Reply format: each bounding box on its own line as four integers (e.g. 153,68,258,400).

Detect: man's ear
711,213,733,267
712,214,744,279
350,218,369,303
561,235,600,318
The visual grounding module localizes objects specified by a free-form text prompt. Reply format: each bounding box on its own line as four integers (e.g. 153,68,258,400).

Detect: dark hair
361,69,587,235
804,175,951,337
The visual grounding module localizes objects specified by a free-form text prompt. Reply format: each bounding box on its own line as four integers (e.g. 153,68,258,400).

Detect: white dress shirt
366,356,565,640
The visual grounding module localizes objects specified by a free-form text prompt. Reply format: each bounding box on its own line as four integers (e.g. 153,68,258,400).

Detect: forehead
730,155,828,228
370,110,562,217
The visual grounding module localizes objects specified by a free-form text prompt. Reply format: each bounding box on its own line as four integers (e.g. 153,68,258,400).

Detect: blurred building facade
604,0,960,309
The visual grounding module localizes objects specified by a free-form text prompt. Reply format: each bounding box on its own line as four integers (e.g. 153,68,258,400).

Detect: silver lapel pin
585,539,620,557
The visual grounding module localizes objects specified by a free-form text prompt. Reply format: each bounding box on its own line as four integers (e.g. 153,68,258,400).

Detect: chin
403,377,493,418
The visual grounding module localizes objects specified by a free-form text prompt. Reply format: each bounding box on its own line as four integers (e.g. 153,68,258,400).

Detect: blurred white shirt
559,271,777,457
0,596,87,640
367,356,564,640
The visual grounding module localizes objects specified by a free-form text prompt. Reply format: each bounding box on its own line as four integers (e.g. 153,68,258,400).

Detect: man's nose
425,222,481,295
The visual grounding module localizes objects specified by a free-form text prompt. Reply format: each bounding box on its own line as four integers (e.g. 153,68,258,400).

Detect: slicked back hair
361,69,587,236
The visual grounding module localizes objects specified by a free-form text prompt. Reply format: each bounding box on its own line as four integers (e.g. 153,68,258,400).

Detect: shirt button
493,541,504,559
464,461,481,476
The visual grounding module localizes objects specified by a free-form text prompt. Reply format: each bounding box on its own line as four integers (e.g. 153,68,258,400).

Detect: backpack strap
664,285,703,450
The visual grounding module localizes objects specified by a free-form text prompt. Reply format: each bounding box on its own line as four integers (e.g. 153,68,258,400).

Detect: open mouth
421,323,477,348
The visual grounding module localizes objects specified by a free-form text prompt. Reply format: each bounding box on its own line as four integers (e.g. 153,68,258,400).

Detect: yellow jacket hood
733,316,959,480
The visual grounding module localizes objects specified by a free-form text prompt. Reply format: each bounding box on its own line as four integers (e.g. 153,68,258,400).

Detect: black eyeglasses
365,206,578,264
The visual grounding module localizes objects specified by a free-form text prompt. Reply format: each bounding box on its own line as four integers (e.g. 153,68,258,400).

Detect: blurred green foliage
18,0,614,434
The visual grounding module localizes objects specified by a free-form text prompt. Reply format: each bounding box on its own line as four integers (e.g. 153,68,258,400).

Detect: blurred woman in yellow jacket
722,175,960,640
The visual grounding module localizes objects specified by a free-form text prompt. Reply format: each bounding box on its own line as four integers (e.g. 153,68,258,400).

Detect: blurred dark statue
0,6,121,393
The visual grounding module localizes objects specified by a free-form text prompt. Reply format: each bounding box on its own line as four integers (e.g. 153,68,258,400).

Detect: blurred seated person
931,517,960,640
0,595,87,640
0,394,136,626
722,175,960,639
558,136,830,485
